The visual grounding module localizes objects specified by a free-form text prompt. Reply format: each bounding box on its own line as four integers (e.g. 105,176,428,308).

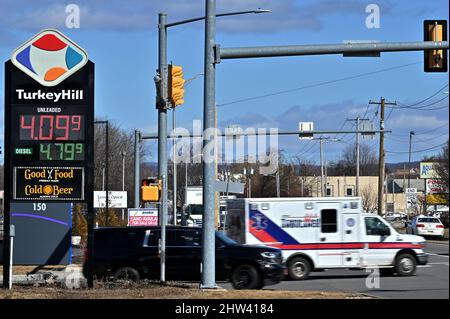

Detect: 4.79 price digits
39,143,84,161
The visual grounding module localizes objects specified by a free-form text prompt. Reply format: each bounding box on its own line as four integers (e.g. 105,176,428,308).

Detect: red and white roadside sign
128,208,158,226
426,179,449,194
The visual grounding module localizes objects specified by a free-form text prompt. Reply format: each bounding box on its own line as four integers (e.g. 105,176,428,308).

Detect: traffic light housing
424,20,448,72
168,64,185,106
141,177,161,202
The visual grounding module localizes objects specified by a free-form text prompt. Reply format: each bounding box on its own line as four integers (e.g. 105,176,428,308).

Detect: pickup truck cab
84,226,284,289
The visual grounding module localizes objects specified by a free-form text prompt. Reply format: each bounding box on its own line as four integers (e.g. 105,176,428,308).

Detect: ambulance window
321,209,337,233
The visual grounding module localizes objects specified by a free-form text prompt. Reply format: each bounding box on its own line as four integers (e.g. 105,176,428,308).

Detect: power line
216,61,422,107
393,94,449,110
392,83,448,108
388,123,449,137
386,142,447,154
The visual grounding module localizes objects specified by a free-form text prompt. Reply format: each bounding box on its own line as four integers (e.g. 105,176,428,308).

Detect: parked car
83,226,285,289
406,216,445,240
384,212,408,222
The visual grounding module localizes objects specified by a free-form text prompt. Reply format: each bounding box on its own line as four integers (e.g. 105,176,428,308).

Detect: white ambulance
225,197,428,280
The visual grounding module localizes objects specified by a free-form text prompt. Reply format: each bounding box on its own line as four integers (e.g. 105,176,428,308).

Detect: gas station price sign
4,29,94,202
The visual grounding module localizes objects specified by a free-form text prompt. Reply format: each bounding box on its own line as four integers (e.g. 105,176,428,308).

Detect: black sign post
3,29,94,288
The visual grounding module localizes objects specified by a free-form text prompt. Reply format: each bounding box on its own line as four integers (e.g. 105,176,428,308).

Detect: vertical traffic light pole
157,12,168,283
202,0,217,289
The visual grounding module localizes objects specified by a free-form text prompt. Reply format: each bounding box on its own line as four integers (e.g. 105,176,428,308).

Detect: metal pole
378,98,385,215
105,121,109,225
392,177,395,211
157,13,169,237
122,151,126,221
219,41,449,60
160,174,167,282
320,137,324,197
134,130,141,208
276,170,280,197
173,108,177,225
201,0,217,289
356,117,360,197
102,166,105,191
408,131,414,188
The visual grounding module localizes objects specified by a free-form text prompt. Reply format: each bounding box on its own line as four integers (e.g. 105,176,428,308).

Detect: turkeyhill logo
11,29,88,87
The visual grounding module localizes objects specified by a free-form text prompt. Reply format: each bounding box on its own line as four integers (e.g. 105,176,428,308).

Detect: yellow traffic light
168,64,185,106
141,177,160,202
424,20,448,72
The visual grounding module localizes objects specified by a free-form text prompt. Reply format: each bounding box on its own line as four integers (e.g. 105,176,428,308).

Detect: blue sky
0,0,449,166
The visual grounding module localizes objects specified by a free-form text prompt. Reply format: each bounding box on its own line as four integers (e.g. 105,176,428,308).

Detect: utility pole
408,131,415,188
369,98,396,215
347,117,369,197
319,137,324,197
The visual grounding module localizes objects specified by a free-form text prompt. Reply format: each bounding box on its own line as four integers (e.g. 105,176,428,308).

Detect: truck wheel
288,257,311,280
114,267,141,282
395,254,417,276
231,265,262,290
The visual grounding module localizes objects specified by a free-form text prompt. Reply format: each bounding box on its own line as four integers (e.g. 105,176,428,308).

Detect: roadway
222,240,449,299
72,240,448,299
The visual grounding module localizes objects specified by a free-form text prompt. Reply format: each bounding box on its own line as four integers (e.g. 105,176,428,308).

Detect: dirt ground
0,281,373,299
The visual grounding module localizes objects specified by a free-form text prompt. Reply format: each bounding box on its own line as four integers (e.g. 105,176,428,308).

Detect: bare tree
329,142,378,176
361,185,377,213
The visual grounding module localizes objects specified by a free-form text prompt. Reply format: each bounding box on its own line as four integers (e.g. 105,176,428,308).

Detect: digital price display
11,108,88,163
40,143,85,161
19,114,84,141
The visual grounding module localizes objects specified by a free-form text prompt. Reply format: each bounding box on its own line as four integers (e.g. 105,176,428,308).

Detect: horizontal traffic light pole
140,130,391,140
217,41,449,60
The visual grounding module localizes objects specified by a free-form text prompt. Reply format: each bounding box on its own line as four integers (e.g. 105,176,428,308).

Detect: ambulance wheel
288,257,311,280
395,254,417,276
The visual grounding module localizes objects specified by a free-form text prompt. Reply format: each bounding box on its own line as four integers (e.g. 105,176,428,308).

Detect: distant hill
386,161,421,172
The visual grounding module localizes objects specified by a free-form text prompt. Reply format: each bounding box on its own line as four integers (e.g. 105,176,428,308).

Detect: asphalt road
222,240,449,299
73,241,448,299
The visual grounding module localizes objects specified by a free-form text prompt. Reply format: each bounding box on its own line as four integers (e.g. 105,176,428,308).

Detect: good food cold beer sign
3,29,94,266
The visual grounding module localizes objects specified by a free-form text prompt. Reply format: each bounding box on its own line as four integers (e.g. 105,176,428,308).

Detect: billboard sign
426,179,449,194
94,191,128,208
420,162,439,179
426,194,448,205
128,208,158,226
14,167,84,200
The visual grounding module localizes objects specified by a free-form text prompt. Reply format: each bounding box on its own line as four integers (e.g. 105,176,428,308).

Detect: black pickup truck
83,226,285,289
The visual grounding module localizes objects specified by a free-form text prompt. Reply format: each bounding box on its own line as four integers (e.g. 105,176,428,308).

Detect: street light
408,131,415,188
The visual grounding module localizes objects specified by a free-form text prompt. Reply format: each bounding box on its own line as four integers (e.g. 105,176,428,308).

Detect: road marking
428,253,449,258
418,265,432,268
428,262,449,266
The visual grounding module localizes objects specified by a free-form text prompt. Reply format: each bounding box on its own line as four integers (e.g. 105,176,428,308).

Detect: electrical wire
385,142,447,154
216,61,423,107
